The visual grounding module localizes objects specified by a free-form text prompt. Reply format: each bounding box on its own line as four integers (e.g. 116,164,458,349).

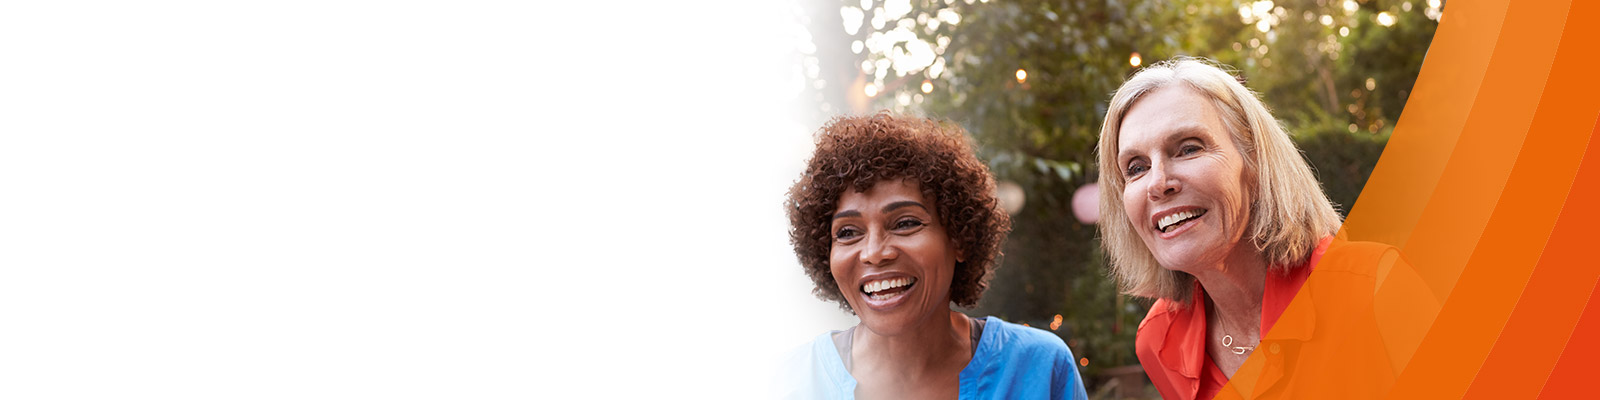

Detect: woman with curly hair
777,112,1086,400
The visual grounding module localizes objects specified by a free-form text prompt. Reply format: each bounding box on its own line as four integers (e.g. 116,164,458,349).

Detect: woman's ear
952,238,966,263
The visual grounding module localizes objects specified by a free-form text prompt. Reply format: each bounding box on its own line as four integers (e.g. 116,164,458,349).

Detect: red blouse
1133,237,1330,400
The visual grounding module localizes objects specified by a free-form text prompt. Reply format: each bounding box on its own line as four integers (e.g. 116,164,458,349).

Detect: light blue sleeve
771,332,855,400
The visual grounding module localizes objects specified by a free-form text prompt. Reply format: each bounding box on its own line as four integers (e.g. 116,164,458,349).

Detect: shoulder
771,331,853,400
1136,297,1183,346
975,317,1077,369
1309,238,1399,277
1131,298,1199,400
1137,297,1179,331
985,317,1071,355
968,317,1088,399
777,331,842,378
1133,296,1194,376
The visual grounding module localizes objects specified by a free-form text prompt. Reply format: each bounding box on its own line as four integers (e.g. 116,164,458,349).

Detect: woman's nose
1146,162,1181,200
859,232,898,266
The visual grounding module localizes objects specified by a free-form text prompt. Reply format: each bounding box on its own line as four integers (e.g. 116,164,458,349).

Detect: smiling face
1116,85,1255,274
829,179,961,336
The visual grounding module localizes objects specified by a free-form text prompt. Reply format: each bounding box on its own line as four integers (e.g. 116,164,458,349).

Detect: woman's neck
853,310,971,378
1192,247,1270,333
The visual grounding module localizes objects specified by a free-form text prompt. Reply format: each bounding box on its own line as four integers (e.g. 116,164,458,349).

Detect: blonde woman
1096,58,1437,399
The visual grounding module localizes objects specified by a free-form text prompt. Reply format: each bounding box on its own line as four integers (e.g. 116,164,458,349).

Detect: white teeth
1158,209,1206,232
863,277,914,294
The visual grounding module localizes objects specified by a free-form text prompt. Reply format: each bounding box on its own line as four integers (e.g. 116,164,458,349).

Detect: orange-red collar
1149,237,1333,387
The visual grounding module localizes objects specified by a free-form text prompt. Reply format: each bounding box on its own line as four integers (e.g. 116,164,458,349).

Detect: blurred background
782,0,1441,397
0,0,1440,398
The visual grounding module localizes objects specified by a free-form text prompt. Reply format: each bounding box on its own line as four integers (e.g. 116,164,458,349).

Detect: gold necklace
1208,298,1258,355
1221,334,1255,355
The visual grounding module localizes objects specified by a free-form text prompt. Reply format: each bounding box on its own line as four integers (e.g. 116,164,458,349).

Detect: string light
1129,52,1142,67
1050,314,1064,330
864,84,879,97
1377,11,1395,26
921,79,933,93
1015,69,1027,84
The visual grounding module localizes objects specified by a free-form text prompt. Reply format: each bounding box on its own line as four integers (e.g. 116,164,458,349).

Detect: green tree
799,0,1439,395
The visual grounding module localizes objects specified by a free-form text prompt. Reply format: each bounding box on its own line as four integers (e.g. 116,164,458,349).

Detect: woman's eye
1178,140,1206,155
1125,162,1149,177
835,227,861,240
894,219,925,230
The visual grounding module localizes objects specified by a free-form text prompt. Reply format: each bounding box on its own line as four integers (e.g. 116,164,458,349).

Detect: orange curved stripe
1384,0,1580,397
1457,0,1600,396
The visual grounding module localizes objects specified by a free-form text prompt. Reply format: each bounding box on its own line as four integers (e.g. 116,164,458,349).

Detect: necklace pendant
1221,334,1254,355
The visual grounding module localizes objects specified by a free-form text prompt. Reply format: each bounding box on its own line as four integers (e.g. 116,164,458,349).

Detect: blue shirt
777,316,1088,399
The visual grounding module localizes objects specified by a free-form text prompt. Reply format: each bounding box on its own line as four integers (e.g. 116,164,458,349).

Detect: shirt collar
1260,236,1334,341
1168,284,1211,380
1154,236,1335,380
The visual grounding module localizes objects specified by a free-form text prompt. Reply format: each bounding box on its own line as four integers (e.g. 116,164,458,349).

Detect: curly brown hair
785,112,1011,313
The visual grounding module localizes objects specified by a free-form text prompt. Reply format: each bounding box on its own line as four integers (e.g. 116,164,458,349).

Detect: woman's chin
1154,255,1213,276
858,305,941,337
1151,237,1225,271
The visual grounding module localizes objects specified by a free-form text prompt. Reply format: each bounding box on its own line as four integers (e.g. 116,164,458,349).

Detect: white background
0,1,853,398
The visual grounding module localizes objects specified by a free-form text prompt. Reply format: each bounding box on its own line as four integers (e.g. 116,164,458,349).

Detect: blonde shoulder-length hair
1096,57,1342,304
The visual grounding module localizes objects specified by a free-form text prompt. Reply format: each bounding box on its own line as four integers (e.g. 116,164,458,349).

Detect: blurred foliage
799,0,1438,394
